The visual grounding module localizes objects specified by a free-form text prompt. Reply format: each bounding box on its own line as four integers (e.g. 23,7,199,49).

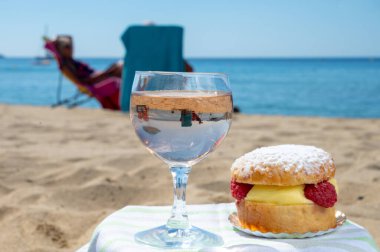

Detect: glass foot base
135,225,224,249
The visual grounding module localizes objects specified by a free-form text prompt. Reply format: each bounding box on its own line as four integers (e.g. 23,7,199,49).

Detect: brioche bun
236,200,337,233
231,145,338,234
231,145,335,186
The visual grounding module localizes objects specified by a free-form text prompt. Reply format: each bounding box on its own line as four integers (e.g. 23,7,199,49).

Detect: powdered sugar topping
231,145,333,176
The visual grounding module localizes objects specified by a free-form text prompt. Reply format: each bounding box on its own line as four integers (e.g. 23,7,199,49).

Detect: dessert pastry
230,145,338,233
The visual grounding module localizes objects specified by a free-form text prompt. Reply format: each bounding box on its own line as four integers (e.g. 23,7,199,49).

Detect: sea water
0,58,379,118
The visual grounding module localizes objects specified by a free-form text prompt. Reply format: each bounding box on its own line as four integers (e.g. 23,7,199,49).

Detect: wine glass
130,71,233,249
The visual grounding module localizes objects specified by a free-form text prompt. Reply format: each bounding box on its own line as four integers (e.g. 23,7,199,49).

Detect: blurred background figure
44,25,193,111
45,36,121,110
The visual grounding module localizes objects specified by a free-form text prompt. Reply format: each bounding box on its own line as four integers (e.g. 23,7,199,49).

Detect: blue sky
1,0,380,58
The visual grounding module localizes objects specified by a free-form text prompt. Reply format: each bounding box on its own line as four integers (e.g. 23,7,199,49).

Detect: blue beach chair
120,25,186,111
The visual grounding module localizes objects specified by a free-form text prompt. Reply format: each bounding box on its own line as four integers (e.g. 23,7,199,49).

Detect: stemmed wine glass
130,71,233,249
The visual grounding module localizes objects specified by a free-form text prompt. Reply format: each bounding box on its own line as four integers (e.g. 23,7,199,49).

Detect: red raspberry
230,179,253,200
304,181,337,208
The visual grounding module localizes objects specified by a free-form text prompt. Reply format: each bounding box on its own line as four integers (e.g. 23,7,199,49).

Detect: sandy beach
0,104,379,251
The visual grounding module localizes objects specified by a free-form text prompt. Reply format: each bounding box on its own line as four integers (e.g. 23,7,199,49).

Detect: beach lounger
120,25,186,111
44,39,121,110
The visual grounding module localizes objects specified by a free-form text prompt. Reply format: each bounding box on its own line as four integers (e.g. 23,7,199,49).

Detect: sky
0,0,380,58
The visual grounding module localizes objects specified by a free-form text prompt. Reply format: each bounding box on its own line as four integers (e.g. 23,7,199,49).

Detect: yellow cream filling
245,178,338,205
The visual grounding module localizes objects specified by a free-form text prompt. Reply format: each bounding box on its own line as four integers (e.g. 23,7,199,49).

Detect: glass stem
166,165,191,235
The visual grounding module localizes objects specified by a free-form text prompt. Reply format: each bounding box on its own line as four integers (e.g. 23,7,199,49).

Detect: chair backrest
45,40,91,95
120,25,185,111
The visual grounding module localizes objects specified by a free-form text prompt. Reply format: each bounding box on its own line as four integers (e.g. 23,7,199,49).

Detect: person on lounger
53,35,123,85
46,34,194,111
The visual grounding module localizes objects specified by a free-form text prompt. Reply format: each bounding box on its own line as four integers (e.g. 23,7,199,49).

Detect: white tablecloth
77,203,379,252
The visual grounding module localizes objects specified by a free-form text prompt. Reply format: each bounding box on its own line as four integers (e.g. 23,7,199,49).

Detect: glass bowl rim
135,71,228,78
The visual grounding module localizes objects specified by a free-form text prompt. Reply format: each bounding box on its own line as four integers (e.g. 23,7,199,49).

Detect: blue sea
0,58,379,118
